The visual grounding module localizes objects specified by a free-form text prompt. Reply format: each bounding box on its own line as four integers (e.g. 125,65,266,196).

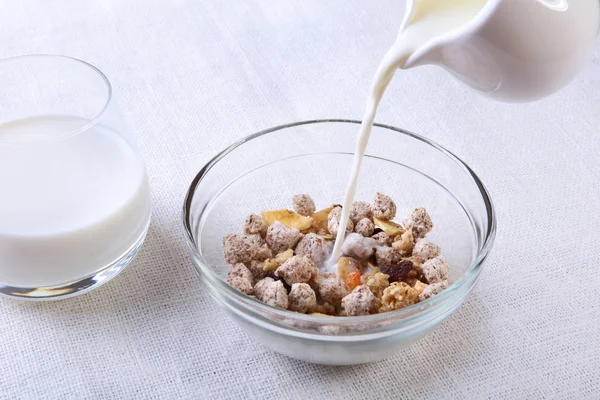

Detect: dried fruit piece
310,206,334,232
413,280,428,295
345,271,362,291
292,194,316,217
337,256,365,281
261,209,313,231
261,249,294,272
380,282,418,311
372,192,397,220
373,217,405,237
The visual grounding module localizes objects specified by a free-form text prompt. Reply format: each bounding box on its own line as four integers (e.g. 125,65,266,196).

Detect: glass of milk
0,55,152,300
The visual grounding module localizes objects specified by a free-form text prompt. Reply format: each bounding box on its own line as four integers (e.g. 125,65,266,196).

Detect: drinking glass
0,55,152,300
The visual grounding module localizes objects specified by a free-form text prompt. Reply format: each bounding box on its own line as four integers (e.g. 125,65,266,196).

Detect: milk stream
329,0,487,267
0,115,151,287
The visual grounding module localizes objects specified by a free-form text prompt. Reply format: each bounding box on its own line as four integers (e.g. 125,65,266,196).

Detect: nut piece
253,277,275,300
355,218,375,237
228,276,254,295
261,249,294,272
419,280,449,301
244,214,268,237
275,255,318,285
288,283,317,313
341,233,376,260
349,201,373,224
392,230,414,256
403,208,433,239
371,231,392,246
266,221,302,253
365,272,390,298
292,194,316,217
380,282,418,311
262,280,289,309
222,234,259,264
226,263,254,283
318,277,350,307
295,233,331,265
341,285,380,316
422,256,450,284
412,239,441,262
327,206,354,238
373,217,405,237
372,192,397,220
262,209,313,231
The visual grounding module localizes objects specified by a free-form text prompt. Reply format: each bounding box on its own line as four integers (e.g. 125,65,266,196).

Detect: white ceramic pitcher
401,0,600,102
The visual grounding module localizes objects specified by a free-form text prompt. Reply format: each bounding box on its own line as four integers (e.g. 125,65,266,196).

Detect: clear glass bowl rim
182,119,496,326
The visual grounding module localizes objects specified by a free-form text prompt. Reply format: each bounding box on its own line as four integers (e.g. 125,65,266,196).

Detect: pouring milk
330,0,600,265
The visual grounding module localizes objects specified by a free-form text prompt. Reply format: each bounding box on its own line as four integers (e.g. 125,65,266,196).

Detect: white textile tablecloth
1,0,599,398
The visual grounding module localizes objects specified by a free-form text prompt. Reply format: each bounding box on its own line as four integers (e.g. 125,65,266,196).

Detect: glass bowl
183,120,495,365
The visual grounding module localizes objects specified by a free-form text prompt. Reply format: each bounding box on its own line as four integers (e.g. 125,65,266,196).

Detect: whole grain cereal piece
253,243,273,262
226,263,254,283
288,283,317,313
253,277,275,300
342,233,376,260
223,234,259,264
318,277,350,307
295,233,331,265
371,231,392,246
422,256,449,284
365,272,390,298
412,239,441,262
266,221,302,253
403,208,433,239
380,282,418,311
372,192,397,220
349,201,373,224
262,280,289,309
375,246,403,270
355,218,375,237
327,206,354,238
341,285,380,316
419,280,449,301
229,276,254,295
247,260,268,281
274,255,318,285
244,214,269,237
392,230,414,256
292,194,316,217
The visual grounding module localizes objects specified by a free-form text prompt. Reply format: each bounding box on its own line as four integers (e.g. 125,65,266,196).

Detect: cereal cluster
223,193,451,316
